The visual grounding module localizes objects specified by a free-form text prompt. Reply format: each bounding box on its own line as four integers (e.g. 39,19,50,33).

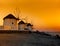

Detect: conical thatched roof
3,14,19,20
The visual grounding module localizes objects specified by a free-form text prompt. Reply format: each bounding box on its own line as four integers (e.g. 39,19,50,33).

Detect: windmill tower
3,14,19,30
26,18,33,31
18,15,27,30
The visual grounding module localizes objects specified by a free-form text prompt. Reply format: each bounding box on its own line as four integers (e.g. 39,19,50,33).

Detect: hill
0,32,60,46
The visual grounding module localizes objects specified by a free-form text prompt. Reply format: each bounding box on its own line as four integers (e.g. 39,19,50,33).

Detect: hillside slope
0,33,60,46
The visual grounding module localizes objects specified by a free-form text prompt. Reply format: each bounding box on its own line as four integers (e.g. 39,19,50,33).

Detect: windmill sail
14,7,21,19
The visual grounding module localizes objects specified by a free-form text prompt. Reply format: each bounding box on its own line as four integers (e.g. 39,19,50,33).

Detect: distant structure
26,23,33,31
0,13,33,31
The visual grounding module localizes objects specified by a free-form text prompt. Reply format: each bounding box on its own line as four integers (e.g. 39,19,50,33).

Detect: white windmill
18,16,28,31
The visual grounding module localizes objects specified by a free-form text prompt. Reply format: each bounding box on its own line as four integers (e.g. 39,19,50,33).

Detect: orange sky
0,0,60,32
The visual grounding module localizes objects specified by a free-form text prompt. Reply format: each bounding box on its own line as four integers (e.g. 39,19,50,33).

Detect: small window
12,22,14,24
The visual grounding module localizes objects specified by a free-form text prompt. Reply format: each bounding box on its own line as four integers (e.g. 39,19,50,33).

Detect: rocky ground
0,33,60,46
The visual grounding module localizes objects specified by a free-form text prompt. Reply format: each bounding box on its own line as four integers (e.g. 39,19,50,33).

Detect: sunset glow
0,0,60,32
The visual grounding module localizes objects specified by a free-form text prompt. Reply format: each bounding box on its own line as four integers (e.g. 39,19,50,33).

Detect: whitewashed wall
3,19,18,30
18,24,26,31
